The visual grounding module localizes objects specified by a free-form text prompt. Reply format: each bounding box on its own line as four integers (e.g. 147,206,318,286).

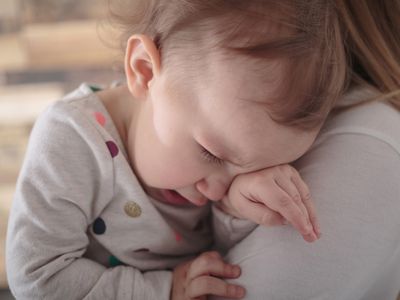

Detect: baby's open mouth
159,189,207,206
159,189,191,205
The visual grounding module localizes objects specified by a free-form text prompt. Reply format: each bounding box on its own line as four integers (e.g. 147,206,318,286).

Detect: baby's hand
171,251,245,300
217,164,321,243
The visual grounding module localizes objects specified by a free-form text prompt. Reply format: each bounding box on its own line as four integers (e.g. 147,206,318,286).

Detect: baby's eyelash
200,147,224,165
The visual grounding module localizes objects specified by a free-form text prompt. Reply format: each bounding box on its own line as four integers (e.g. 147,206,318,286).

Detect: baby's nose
195,178,229,201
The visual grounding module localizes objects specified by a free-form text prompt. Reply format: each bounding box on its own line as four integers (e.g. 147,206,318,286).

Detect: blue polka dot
93,217,106,234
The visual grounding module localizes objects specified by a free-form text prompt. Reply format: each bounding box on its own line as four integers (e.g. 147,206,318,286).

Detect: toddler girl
5,1,339,299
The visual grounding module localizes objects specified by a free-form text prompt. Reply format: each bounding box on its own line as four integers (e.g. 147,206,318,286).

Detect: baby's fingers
233,197,286,226
187,251,241,281
187,276,245,299
291,172,321,238
273,176,317,241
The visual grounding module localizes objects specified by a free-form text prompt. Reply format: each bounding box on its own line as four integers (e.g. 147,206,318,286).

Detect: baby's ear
124,34,161,99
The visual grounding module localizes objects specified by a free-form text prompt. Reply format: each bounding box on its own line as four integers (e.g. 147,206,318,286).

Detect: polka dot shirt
6,83,214,299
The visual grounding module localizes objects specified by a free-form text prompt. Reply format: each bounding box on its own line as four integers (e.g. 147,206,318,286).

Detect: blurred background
0,0,122,297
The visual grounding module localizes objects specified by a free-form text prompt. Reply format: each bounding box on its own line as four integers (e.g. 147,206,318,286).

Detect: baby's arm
212,203,258,254
5,103,171,300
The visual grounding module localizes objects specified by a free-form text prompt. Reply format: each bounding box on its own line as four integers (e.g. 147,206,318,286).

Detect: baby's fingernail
304,232,317,243
232,265,241,276
230,286,245,298
316,223,322,236
237,286,246,297
311,232,318,240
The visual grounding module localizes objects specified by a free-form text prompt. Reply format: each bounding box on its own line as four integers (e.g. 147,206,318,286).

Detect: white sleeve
211,204,258,254
6,103,172,300
211,133,400,300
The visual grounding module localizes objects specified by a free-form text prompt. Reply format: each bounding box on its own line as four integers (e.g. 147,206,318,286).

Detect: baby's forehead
196,51,284,99
200,102,275,143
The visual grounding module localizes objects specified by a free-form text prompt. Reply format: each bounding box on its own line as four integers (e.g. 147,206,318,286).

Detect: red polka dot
94,112,106,126
174,231,182,242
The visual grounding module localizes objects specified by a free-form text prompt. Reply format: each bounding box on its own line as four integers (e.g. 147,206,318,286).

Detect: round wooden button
124,201,142,217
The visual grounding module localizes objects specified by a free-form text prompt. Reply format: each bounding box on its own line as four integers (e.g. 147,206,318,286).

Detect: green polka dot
109,255,123,267
89,85,102,92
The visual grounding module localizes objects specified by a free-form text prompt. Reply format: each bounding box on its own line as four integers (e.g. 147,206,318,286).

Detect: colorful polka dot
124,201,142,218
92,217,106,235
106,141,119,157
109,255,123,267
94,112,106,127
133,248,150,252
174,231,182,242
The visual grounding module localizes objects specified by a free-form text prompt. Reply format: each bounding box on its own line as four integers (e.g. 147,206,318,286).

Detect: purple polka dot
106,141,119,158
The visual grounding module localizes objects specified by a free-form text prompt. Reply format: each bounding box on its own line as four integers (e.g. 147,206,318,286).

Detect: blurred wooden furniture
0,2,119,289
0,20,118,72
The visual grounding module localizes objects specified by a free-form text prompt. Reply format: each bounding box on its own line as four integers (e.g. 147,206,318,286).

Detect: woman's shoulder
230,88,400,300
313,86,400,154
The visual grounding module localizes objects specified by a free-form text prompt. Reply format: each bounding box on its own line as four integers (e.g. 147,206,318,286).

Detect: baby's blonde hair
107,0,399,130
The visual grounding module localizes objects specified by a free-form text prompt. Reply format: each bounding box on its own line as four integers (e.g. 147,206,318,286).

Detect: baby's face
131,52,320,205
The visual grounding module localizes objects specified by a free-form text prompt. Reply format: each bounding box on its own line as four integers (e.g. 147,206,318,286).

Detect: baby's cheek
140,106,204,188
152,104,179,146
137,147,201,189
154,156,203,188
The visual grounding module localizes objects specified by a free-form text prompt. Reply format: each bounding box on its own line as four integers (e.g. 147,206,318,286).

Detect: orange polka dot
94,112,106,126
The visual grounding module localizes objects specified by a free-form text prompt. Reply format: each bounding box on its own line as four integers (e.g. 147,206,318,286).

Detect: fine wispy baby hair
107,0,349,130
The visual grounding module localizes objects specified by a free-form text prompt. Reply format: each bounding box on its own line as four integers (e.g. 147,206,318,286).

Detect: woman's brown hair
106,0,399,131
333,0,400,113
